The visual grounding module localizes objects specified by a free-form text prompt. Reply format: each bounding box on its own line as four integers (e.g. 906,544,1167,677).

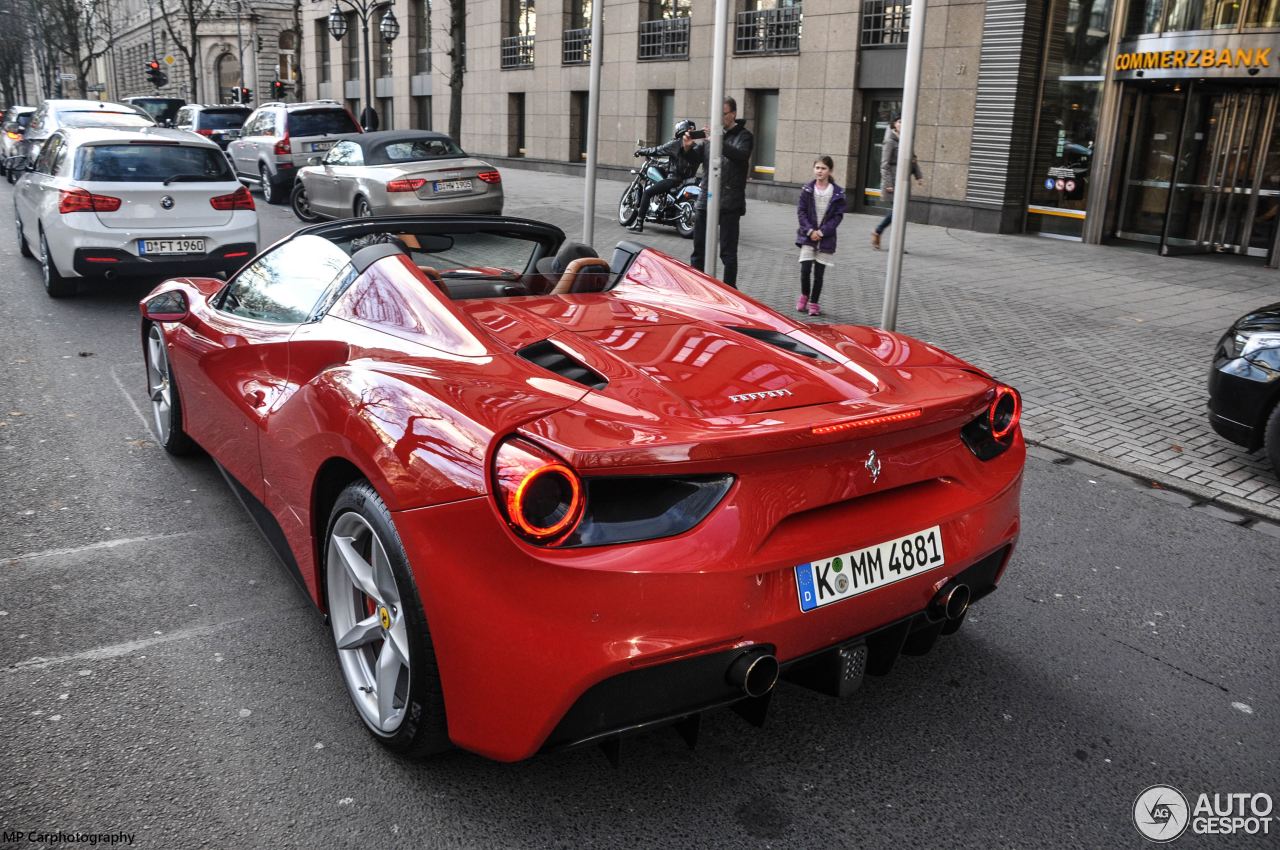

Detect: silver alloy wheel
40,232,52,285
260,166,275,204
145,324,172,444
327,511,411,735
355,197,373,218
292,184,314,221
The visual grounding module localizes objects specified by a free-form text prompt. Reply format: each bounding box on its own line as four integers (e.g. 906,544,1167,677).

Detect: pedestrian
871,115,922,250
628,119,699,234
681,96,754,288
794,155,846,317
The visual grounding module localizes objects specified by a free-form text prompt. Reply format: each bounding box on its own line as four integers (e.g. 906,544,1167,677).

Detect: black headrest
552,241,598,274
350,241,406,273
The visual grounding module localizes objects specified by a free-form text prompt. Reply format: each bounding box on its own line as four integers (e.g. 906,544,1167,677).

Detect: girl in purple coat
795,155,847,317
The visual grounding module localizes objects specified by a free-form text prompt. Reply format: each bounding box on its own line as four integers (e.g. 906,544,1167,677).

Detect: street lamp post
324,0,399,130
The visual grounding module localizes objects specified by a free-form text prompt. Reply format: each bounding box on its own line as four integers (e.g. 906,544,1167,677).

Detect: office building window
414,95,432,129
380,98,394,130
278,30,298,85
649,90,675,145
316,20,331,83
412,0,431,73
345,13,360,79
571,91,589,161
639,0,691,60
509,93,526,156
748,89,779,179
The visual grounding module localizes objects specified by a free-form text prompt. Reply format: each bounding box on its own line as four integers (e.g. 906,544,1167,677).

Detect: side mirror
142,290,189,323
307,155,322,166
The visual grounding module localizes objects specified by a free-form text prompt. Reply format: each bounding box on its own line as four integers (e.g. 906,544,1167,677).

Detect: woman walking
795,155,846,317
871,116,923,249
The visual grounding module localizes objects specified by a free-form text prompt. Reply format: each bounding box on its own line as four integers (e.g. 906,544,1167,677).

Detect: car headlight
1228,331,1280,362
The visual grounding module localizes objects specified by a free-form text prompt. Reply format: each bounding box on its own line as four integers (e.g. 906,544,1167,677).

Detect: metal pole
704,0,729,279
879,0,927,331
235,1,245,91
581,0,604,245
362,9,373,125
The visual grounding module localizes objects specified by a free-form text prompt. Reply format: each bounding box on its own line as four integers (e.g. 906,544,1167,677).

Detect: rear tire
16,214,32,258
618,181,641,227
259,165,283,205
354,196,374,218
1264,402,1280,479
325,480,450,757
39,229,74,298
291,182,321,223
676,201,697,239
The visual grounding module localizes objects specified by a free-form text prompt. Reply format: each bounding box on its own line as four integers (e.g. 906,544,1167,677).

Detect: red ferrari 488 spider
140,215,1024,762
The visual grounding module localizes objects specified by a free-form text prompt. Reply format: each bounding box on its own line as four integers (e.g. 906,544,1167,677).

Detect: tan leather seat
550,257,612,296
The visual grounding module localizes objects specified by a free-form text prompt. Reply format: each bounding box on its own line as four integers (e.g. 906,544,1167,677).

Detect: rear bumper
51,213,259,279
380,187,504,216
73,243,257,278
392,435,1024,762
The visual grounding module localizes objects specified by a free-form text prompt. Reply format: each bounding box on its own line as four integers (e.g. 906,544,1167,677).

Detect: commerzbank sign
1113,32,1280,79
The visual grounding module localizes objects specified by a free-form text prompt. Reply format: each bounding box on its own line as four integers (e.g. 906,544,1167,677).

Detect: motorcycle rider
628,119,700,234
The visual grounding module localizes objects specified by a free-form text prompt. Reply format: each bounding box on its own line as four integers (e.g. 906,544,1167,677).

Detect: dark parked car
174,104,251,149
121,96,186,127
1209,302,1280,475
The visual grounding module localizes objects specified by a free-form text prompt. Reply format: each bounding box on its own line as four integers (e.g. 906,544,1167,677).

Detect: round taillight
989,385,1021,442
493,439,584,543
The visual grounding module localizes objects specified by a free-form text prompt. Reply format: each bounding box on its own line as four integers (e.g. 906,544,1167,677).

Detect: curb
1022,429,1280,526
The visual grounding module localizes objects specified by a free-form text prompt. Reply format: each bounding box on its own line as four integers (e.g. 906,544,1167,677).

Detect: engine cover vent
729,327,830,361
518,340,608,391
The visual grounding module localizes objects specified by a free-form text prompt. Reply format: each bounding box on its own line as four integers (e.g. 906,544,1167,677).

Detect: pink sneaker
807,302,821,317
796,295,808,312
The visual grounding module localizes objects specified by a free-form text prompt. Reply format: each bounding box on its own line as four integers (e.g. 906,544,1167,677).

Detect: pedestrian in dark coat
680,96,754,288
871,116,922,249
794,155,846,317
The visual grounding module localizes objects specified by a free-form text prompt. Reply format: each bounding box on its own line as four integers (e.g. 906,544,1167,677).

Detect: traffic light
145,59,168,88
239,87,252,105
271,79,285,100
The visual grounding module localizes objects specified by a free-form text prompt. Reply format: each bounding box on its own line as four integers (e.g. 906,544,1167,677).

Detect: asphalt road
0,182,1276,850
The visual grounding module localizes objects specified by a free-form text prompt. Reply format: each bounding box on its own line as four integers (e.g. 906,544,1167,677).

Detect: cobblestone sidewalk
498,166,1280,520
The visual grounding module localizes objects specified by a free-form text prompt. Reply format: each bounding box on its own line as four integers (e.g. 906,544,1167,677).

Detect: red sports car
139,215,1024,762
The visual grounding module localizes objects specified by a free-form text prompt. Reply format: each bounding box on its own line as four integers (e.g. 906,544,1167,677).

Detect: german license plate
795,525,945,612
310,141,335,152
138,238,205,256
433,179,472,194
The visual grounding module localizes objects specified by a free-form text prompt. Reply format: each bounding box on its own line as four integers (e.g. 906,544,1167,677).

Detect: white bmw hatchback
13,126,259,297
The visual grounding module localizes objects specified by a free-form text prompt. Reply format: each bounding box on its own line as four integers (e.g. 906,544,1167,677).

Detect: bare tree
25,0,63,98
0,0,31,105
37,0,115,98
447,0,464,142
156,0,224,102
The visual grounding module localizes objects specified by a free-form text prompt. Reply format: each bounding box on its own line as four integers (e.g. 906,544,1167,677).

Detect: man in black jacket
629,119,698,234
680,97,754,288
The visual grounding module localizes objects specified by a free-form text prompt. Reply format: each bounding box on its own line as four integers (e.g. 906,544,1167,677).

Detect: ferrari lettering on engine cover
727,389,794,404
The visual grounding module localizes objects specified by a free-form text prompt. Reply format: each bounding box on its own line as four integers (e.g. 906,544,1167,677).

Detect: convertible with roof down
139,215,1025,762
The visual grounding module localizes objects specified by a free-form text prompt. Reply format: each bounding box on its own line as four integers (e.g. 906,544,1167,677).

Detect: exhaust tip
930,583,971,622
727,649,779,698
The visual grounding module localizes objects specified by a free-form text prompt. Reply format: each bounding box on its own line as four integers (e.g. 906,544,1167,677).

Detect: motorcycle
618,156,700,238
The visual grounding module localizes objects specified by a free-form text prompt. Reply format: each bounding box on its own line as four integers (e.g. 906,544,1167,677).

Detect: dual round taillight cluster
493,439,584,545
989,385,1020,442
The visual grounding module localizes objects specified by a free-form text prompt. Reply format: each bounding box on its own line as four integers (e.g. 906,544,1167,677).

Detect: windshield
75,144,233,182
196,111,248,130
287,109,359,137
62,112,155,129
370,137,467,165
130,100,184,123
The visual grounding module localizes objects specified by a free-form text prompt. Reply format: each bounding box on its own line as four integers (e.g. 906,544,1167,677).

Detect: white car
13,126,259,297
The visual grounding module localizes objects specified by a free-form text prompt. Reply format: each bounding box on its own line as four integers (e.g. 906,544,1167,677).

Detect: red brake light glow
989,385,1021,441
477,171,501,184
811,408,922,436
273,135,292,155
493,439,584,544
210,186,255,211
195,128,214,136
5,131,20,140
58,188,122,214
386,178,427,193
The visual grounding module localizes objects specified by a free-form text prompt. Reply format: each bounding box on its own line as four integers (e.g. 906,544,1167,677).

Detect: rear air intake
729,327,829,361
518,340,608,391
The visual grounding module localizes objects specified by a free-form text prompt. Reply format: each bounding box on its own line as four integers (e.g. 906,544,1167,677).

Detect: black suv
122,97,186,127
174,104,251,150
